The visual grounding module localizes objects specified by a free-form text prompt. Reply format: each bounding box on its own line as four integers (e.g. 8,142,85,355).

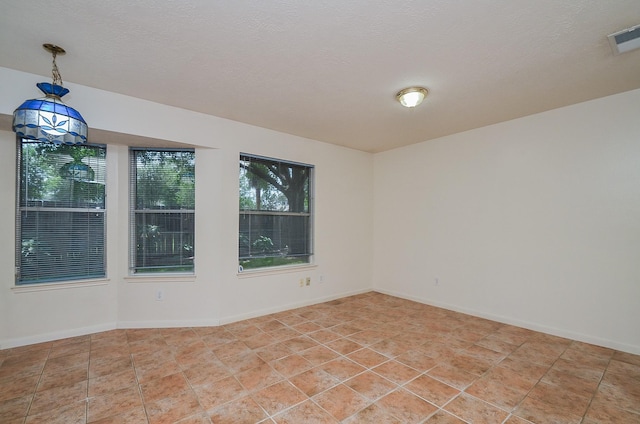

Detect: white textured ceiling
1,1,639,152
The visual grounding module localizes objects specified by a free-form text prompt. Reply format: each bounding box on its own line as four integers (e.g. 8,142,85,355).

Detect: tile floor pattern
1,292,639,424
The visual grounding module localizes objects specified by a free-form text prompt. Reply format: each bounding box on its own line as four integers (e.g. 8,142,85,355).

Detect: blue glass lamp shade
13,82,88,144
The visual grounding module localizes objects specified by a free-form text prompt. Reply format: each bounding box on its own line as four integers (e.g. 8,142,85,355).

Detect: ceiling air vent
608,24,640,55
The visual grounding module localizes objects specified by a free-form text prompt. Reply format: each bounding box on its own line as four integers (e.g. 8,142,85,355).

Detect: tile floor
1,291,639,423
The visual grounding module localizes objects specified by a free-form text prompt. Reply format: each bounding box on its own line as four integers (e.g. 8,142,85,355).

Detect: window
239,154,313,270
16,139,106,284
130,149,195,273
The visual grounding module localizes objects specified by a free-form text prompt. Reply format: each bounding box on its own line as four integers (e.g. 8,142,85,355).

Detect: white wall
373,88,640,354
3,65,639,355
0,67,373,348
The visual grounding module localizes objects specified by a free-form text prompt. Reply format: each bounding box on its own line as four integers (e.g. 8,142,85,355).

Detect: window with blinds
16,139,106,285
239,154,313,270
130,148,195,273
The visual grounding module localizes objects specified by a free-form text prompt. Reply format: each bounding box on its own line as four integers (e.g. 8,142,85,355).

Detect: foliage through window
130,149,195,273
16,139,106,284
239,154,313,270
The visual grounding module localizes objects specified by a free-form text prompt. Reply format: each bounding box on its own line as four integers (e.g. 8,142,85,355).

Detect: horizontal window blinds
130,149,195,273
17,141,106,284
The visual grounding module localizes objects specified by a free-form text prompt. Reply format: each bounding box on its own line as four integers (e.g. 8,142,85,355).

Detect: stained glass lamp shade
12,44,88,145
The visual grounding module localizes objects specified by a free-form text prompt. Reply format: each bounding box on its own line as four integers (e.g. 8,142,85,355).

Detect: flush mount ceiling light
12,44,88,144
396,86,429,108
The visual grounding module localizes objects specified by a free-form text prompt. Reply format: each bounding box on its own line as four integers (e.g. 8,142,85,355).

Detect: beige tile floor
1,291,639,423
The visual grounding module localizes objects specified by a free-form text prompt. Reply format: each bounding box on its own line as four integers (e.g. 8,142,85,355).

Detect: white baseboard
0,322,116,350
218,288,372,325
1,289,371,349
14,288,634,355
373,288,640,356
117,318,221,329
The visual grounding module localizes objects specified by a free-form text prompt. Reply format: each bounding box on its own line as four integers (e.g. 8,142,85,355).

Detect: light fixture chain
51,50,63,86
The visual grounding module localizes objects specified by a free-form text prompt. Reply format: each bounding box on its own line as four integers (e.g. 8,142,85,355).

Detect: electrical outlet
306,277,311,286
434,278,439,286
319,275,324,283
299,278,304,287
156,289,165,301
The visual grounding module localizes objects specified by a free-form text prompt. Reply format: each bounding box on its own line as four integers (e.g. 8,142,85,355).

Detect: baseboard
374,288,640,356
12,288,633,355
1,289,372,349
0,322,116,350
218,288,372,325
117,318,221,329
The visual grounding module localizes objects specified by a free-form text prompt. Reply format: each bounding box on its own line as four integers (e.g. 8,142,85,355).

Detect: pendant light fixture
396,86,429,108
12,44,88,144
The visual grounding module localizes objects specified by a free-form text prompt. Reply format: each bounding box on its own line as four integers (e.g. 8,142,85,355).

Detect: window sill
12,278,110,293
237,264,317,279
125,274,196,284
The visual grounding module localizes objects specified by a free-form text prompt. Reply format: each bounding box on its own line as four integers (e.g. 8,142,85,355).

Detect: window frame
15,138,107,285
239,153,314,272
129,147,196,275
